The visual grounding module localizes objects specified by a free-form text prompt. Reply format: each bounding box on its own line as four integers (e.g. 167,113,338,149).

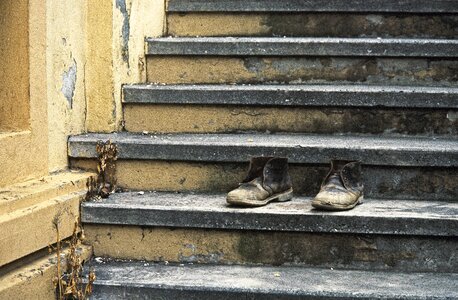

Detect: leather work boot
227,157,293,207
311,160,364,211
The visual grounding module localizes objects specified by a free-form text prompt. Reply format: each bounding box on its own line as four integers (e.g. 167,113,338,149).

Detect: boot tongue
324,172,346,192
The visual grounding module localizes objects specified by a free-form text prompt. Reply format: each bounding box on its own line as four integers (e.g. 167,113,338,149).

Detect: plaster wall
112,0,166,131
85,0,165,134
47,0,165,171
46,0,88,171
0,0,30,131
0,0,48,187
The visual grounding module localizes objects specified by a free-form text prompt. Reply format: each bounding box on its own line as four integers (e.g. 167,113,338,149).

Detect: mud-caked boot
227,157,293,207
311,160,364,211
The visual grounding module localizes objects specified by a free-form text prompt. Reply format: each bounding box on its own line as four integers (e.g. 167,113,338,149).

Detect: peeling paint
116,0,130,65
61,59,77,108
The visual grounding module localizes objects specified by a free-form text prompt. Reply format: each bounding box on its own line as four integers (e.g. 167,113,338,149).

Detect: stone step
167,13,458,38
82,192,458,236
123,84,458,108
87,261,458,300
122,84,458,135
167,0,458,13
81,192,457,272
146,39,458,85
0,170,95,214
68,133,458,200
0,245,92,299
0,191,86,267
146,37,458,57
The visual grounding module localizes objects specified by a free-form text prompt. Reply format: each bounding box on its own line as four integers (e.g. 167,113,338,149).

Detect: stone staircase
69,0,458,298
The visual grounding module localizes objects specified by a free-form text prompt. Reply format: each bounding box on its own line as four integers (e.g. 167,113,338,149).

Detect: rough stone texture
82,192,458,236
146,56,458,86
0,245,92,300
68,132,458,167
124,104,458,135
167,13,458,39
0,191,85,267
147,37,458,57
0,0,30,131
123,84,458,108
85,224,458,272
88,261,458,300
0,170,94,214
0,0,49,188
167,0,458,13
70,159,458,201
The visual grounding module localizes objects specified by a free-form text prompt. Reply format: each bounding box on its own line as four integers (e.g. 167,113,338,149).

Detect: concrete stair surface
166,0,458,13
166,0,458,38
69,133,458,200
75,1,458,298
68,132,458,167
82,192,458,237
87,261,458,300
146,37,458,86
81,192,457,273
147,37,458,57
123,84,458,108
122,84,458,135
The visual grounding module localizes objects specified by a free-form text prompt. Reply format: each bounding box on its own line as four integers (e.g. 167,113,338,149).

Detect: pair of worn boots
226,157,364,211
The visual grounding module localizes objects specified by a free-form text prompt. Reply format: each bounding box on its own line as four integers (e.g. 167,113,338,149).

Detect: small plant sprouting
95,140,118,199
50,217,96,300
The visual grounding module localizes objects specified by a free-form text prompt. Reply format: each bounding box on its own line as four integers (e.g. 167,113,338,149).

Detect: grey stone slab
68,132,458,167
81,192,458,236
167,0,458,13
87,261,458,300
123,84,458,109
146,37,458,58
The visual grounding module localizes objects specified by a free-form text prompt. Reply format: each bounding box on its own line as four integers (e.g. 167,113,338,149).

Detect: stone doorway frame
0,0,48,187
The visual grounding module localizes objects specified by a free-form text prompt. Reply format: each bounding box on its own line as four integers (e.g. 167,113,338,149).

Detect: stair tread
167,0,458,13
123,83,458,108
146,37,458,57
82,191,458,236
69,132,458,167
88,261,458,299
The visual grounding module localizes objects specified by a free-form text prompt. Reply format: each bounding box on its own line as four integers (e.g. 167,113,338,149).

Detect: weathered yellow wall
86,0,165,133
47,0,166,171
0,0,49,187
0,0,30,131
112,0,166,130
47,1,88,172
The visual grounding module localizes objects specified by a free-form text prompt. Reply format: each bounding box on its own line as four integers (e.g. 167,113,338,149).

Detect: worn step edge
167,0,458,13
0,170,95,214
68,133,458,167
0,191,86,267
88,261,458,300
0,245,92,299
146,37,458,57
123,84,458,109
81,192,458,237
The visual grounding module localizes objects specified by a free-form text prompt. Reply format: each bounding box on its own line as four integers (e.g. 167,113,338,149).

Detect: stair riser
84,225,457,273
147,56,458,85
71,159,458,201
124,104,458,135
90,286,331,300
168,13,458,38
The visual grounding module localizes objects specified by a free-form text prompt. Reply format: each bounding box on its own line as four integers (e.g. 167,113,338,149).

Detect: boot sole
311,195,364,211
227,188,293,207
